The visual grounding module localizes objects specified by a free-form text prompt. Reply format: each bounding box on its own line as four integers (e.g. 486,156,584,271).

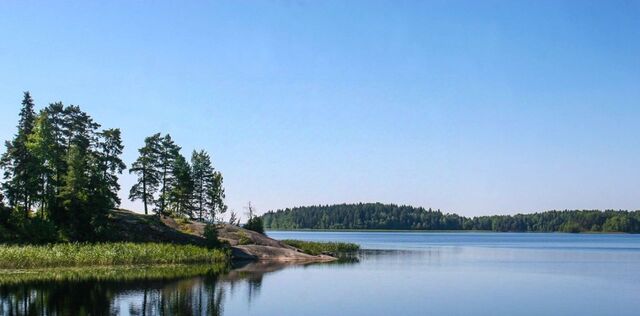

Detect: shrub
21,218,60,244
237,231,252,245
244,216,264,234
203,224,221,248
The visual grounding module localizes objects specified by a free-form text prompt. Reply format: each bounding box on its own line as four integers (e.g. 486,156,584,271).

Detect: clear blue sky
1,1,638,216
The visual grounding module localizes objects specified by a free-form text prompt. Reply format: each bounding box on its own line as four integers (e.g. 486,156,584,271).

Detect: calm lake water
2,231,640,315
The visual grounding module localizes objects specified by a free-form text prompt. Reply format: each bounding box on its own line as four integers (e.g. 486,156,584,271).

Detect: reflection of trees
0,281,115,315
0,259,360,315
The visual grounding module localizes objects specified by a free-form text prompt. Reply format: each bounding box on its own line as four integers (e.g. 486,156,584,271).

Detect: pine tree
157,134,180,215
169,153,194,217
95,128,126,208
61,105,99,152
43,102,67,193
42,103,71,224
207,171,227,222
129,133,162,215
1,92,38,217
191,150,214,220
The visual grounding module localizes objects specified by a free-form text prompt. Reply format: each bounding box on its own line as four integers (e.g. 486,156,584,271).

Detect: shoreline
266,229,632,234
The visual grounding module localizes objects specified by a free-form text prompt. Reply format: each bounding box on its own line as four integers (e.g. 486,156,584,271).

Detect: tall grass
0,264,230,285
0,243,229,269
281,240,359,255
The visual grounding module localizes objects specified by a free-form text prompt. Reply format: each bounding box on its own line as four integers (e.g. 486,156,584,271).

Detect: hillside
262,203,640,233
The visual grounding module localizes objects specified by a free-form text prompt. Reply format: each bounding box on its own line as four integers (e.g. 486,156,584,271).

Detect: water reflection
0,258,359,316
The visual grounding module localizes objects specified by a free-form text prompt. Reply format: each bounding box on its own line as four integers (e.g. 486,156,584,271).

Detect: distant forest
262,203,640,233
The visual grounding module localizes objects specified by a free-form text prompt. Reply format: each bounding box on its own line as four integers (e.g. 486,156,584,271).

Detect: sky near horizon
0,1,639,217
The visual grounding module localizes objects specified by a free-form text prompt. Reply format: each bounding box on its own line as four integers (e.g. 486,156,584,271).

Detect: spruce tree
129,133,162,215
1,92,37,216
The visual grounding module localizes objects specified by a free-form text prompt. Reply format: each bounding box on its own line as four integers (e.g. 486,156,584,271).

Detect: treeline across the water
262,203,640,233
0,92,227,243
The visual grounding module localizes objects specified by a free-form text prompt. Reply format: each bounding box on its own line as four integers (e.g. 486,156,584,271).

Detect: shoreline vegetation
263,203,640,233
280,240,359,256
0,242,229,269
0,263,230,285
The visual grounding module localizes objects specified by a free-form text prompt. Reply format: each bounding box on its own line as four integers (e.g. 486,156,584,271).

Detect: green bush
237,231,252,245
20,218,60,244
203,224,221,248
244,216,264,234
0,210,61,244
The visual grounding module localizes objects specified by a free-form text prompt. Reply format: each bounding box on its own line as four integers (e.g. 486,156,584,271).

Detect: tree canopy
262,203,640,233
0,92,227,243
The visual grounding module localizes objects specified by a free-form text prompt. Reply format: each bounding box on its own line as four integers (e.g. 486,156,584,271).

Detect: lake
2,231,639,315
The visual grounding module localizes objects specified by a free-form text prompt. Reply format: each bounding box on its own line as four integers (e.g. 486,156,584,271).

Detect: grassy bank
0,242,229,269
281,240,359,255
0,264,230,285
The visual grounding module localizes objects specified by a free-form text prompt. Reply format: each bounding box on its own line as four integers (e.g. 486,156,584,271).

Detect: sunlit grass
0,243,229,269
281,240,359,255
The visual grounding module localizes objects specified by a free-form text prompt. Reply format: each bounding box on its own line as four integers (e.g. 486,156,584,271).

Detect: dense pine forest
0,92,227,243
263,203,640,233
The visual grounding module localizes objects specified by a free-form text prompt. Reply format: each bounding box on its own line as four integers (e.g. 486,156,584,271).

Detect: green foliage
19,217,60,244
603,215,638,232
129,137,227,221
237,231,252,245
281,239,359,255
263,203,640,233
208,171,227,219
0,93,127,242
203,223,221,248
0,242,229,269
157,134,181,215
244,216,265,234
1,93,228,243
169,153,194,217
191,150,227,222
1,92,38,216
0,263,230,285
129,133,162,215
0,207,60,244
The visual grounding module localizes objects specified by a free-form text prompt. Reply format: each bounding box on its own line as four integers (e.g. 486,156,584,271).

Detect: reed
0,242,229,269
281,239,359,255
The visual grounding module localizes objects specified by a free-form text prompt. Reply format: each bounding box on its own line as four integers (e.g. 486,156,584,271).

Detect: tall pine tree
157,134,180,215
207,170,227,222
169,153,194,217
129,133,162,215
191,150,214,220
